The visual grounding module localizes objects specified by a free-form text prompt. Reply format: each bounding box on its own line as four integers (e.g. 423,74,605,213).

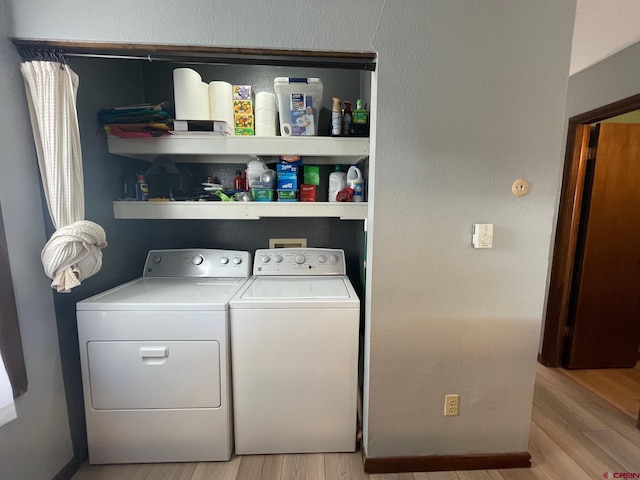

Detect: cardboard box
277,177,297,190
233,100,253,114
277,163,298,174
235,127,255,136
300,184,316,202
251,188,274,201
233,85,253,100
277,189,298,202
303,166,320,185
234,113,254,128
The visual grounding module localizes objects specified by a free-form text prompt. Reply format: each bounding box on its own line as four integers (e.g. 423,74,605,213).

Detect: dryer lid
77,277,247,311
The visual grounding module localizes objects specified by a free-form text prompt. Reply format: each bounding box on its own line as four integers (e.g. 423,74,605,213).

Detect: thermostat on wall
472,224,493,249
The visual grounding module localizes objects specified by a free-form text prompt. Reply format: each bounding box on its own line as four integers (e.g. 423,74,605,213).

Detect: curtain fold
20,60,107,293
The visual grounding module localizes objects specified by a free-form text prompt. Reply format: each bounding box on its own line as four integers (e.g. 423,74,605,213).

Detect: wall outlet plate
444,394,459,416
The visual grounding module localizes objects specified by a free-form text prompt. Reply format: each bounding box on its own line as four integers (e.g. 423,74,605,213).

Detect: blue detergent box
277,163,298,190
277,163,298,174
277,177,297,190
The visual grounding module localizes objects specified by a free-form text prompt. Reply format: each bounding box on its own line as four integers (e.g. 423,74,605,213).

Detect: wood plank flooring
71,364,640,480
559,361,640,419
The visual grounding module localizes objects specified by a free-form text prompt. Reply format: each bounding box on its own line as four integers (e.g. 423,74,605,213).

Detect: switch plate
472,224,493,248
444,394,459,416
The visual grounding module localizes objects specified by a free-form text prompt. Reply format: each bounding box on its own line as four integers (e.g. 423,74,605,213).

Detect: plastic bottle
346,165,364,202
135,174,149,201
342,101,353,136
328,164,347,202
331,97,342,136
234,170,245,190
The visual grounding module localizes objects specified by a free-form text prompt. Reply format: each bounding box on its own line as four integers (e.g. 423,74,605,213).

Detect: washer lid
77,277,248,311
230,276,360,309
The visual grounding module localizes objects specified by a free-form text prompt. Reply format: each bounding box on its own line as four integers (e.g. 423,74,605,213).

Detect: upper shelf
107,135,370,164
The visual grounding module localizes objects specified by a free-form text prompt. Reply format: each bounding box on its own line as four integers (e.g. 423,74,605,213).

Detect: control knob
274,255,283,263
233,256,242,264
261,255,271,263
219,257,229,265
151,255,162,264
191,254,204,265
294,254,306,264
318,255,327,263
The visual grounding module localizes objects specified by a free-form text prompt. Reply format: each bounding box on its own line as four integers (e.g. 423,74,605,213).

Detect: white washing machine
76,249,251,464
229,247,360,455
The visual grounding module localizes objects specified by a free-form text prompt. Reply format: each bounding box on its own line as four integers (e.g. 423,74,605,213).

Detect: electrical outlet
444,394,459,416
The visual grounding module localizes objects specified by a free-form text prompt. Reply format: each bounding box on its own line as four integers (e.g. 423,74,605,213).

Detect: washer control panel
253,248,346,276
143,249,252,278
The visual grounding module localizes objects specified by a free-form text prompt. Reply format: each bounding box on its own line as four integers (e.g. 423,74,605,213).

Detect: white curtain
20,60,107,293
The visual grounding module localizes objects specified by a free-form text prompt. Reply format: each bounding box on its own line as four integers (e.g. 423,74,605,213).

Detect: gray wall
0,1,73,479
567,40,640,118
6,0,576,468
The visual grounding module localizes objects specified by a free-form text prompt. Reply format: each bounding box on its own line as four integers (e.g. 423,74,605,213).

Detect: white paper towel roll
173,68,210,121
255,92,276,137
209,81,234,136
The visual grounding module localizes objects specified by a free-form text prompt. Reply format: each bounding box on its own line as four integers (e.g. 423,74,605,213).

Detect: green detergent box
303,166,320,185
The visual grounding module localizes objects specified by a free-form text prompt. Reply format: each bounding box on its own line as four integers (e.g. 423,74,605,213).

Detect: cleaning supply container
274,78,323,136
328,165,347,202
346,166,364,202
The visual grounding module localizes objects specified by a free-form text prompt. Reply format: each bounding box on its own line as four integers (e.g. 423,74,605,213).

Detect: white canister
328,166,347,202
346,165,364,202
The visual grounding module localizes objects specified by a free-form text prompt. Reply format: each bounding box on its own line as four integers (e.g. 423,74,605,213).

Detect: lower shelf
113,201,368,220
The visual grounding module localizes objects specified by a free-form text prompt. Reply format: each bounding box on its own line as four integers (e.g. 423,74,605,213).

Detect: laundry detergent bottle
328,164,347,202
346,165,364,202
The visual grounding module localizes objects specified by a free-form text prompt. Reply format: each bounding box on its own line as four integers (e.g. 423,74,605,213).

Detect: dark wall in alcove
51,55,368,462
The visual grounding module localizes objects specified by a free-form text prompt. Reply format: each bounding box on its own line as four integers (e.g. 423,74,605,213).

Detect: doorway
540,94,640,425
540,93,640,368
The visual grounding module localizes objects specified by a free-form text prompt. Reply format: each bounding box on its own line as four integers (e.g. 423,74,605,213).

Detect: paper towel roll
173,68,210,121
255,92,276,137
209,81,234,136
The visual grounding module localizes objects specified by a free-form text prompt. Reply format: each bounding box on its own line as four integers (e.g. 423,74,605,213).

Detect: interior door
565,123,640,368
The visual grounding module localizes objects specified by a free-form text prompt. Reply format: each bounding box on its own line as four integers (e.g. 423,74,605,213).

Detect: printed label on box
233,85,253,100
233,100,253,114
289,94,315,136
234,113,254,128
277,163,298,174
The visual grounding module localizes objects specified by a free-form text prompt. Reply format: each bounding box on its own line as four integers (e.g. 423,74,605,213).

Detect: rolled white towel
41,220,108,293
0,352,17,428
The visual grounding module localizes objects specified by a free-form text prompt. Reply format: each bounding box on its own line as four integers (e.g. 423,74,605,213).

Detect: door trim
540,93,640,367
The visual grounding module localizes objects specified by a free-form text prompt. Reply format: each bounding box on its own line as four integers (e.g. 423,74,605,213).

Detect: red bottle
234,170,245,191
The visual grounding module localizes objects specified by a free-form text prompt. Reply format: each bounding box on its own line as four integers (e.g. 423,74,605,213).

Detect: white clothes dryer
76,249,251,464
229,248,360,455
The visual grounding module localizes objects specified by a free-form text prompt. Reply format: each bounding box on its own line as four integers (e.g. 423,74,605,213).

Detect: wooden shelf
113,201,368,220
107,135,369,165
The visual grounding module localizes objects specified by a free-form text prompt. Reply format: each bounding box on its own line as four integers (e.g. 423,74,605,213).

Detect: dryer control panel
253,248,346,276
143,249,252,278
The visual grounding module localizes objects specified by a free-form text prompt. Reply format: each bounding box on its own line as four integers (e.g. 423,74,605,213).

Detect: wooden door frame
540,93,640,367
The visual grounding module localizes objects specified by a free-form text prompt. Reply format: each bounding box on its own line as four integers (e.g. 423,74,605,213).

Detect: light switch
472,224,493,248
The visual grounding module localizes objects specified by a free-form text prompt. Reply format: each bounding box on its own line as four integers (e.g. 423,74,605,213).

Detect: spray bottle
135,174,149,201
342,101,353,136
331,97,342,136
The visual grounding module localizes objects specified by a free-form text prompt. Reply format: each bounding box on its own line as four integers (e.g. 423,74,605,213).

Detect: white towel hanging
0,351,17,428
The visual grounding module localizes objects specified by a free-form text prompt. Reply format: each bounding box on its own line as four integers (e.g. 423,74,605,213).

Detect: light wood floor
71,364,640,480
559,361,640,419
